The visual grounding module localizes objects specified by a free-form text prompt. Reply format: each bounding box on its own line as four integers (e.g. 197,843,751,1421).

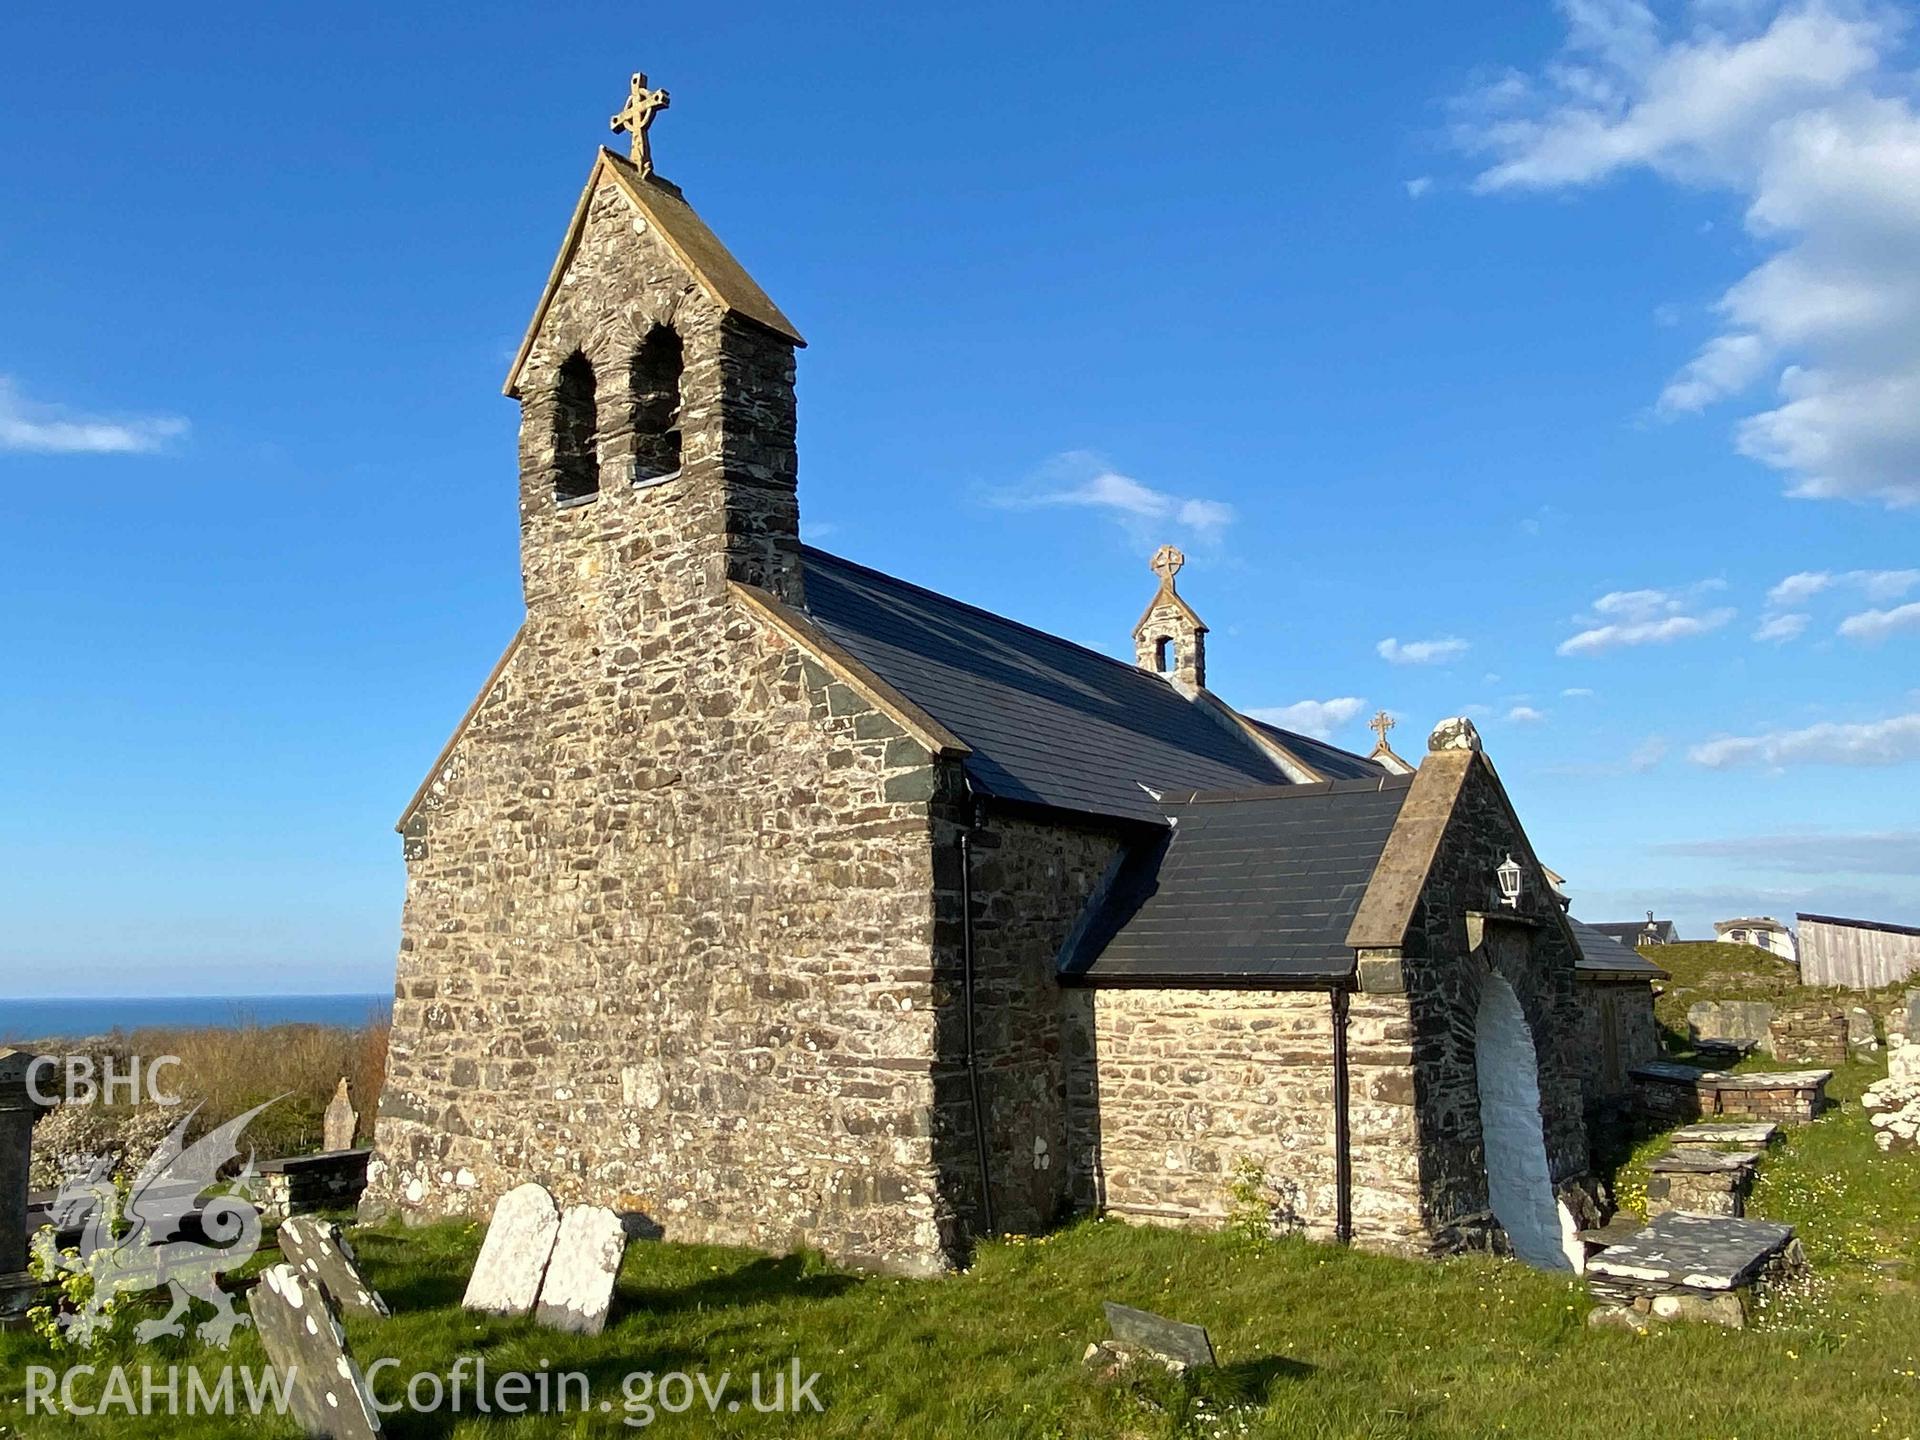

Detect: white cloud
991,451,1234,543
1771,567,1920,605
1507,704,1548,723
1561,686,1596,698
1689,710,1920,768
1246,697,1367,740
0,377,187,455
1752,611,1809,642
1657,829,1920,875
1628,734,1670,771
1557,583,1734,656
1838,599,1920,642
1376,635,1471,665
1404,176,1435,198
1455,3,1920,506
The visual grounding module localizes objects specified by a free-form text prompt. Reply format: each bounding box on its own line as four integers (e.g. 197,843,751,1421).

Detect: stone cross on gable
1370,710,1395,747
1150,545,1185,590
610,71,672,177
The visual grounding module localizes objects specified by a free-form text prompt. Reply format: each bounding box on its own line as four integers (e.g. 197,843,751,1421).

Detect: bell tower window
553,351,600,505
631,326,684,485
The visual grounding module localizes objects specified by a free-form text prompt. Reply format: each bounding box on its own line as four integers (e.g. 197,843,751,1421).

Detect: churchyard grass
4,1156,1917,1439
1645,941,1906,1042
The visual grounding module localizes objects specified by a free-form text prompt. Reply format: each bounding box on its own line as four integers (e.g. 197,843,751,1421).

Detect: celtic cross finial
1150,545,1185,590
611,72,672,177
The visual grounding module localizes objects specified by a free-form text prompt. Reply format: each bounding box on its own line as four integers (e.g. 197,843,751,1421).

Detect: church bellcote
1133,545,1208,690
503,72,808,612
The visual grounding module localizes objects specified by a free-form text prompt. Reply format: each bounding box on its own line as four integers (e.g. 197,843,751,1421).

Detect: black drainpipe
958,802,995,1237
1331,985,1353,1246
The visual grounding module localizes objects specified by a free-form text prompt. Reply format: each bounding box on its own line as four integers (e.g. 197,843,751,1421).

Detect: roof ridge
1171,774,1417,806
801,544,1238,699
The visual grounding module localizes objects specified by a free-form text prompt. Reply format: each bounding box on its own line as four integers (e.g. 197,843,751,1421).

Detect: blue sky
4,2,1918,997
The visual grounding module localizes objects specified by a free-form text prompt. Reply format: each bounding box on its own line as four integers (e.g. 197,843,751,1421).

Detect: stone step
1649,1148,1763,1175
1669,1121,1780,1150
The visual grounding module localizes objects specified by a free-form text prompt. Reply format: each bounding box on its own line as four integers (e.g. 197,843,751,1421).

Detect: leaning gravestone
278,1216,390,1319
322,1080,358,1154
534,1204,628,1335
462,1183,561,1316
1086,1301,1217,1374
249,1263,384,1440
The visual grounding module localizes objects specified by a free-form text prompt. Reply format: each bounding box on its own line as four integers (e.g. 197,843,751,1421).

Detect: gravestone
1099,1301,1216,1369
0,1051,49,1326
249,1262,384,1439
1846,1007,1878,1053
323,1081,358,1154
462,1183,561,1316
1586,1212,1805,1329
534,1204,627,1335
278,1216,390,1319
1686,1001,1772,1054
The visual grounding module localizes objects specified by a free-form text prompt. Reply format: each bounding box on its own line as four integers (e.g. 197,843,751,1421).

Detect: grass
6,1000,1916,1438
1646,941,1907,1041
5,1169,1918,1438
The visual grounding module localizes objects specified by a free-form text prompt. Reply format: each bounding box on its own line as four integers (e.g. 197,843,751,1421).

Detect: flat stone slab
277,1217,390,1320
1650,1149,1763,1175
534,1205,627,1336
462,1183,560,1316
1707,1069,1833,1090
249,1263,383,1439
1632,1062,1830,1090
1670,1122,1780,1149
1102,1302,1216,1369
1586,1212,1795,1292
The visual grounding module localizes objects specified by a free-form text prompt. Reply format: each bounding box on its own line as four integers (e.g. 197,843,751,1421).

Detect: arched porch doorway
1474,974,1574,1270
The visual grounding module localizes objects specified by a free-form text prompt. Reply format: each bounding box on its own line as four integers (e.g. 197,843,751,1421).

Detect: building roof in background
1588,918,1679,946
1568,917,1670,978
1714,916,1792,933
1058,776,1414,984
802,547,1381,825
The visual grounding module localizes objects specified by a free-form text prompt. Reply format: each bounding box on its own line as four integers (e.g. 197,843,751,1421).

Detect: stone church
365,91,1660,1274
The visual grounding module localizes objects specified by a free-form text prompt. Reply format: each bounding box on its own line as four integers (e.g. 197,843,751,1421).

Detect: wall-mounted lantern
1496,854,1523,908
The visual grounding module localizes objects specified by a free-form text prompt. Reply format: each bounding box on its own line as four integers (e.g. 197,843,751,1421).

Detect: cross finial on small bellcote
1370,710,1395,747
1150,544,1185,590
611,71,672,177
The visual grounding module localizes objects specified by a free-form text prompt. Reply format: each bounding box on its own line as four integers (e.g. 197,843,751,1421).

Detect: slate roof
1588,919,1679,947
802,547,1380,824
1057,777,1415,984
1568,917,1669,978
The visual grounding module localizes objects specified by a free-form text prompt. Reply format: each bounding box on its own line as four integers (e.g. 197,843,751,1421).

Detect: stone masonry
365,159,963,1272
369,136,1624,1274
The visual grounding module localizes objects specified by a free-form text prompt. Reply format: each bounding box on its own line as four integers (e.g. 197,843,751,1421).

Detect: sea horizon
4,991,392,1044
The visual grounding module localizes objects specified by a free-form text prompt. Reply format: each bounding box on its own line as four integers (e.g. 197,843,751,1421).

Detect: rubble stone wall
1063,988,1427,1253
365,178,960,1274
